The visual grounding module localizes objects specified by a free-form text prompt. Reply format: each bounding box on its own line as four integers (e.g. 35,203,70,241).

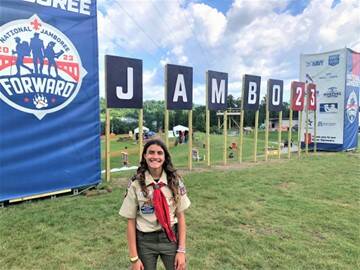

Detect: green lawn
0,151,359,269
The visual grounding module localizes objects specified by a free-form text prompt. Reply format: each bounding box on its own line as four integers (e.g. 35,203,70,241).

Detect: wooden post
298,111,302,159
305,106,309,156
217,116,220,129
188,110,193,170
239,78,245,163
223,110,227,165
265,97,269,161
105,108,111,182
205,72,211,166
165,110,169,148
288,108,293,159
254,110,259,162
139,109,143,161
164,66,169,148
206,109,210,166
314,109,317,153
278,111,282,159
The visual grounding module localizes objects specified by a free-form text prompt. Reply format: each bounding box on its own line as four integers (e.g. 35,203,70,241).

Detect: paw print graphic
33,94,48,109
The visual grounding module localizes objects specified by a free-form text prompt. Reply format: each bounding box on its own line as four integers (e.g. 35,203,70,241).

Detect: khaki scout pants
136,228,177,270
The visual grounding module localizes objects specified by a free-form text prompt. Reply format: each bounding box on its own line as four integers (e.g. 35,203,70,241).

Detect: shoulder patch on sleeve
124,177,135,197
179,179,187,196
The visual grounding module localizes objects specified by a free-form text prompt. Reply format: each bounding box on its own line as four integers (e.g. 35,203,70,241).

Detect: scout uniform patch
140,202,154,214
179,180,187,196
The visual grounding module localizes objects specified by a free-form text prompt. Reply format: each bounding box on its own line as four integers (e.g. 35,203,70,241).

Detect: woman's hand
131,259,144,270
175,252,186,270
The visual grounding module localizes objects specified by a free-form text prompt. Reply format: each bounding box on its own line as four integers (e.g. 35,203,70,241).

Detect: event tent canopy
173,125,189,137
134,126,149,134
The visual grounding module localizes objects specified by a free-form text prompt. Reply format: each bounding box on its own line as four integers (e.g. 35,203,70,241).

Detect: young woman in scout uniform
119,139,191,270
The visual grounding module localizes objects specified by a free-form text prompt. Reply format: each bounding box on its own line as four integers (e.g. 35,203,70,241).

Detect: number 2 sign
291,81,305,111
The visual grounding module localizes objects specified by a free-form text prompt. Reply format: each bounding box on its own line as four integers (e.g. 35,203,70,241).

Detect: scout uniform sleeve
176,179,191,213
119,181,138,219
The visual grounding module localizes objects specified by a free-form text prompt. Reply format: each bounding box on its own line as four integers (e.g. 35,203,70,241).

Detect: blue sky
97,0,360,104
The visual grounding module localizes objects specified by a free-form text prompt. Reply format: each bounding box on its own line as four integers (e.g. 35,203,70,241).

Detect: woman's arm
175,212,186,270
127,219,144,270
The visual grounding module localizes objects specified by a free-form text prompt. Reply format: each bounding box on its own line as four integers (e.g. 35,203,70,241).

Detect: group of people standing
12,32,64,77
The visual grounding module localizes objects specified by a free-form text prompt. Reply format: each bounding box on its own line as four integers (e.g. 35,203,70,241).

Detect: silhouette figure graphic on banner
12,37,32,76
44,41,64,77
30,33,45,75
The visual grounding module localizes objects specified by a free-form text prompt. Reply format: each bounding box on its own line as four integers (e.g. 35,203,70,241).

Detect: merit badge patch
0,14,87,120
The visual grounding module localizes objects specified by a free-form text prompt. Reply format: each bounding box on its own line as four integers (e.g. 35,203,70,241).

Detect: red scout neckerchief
147,172,177,242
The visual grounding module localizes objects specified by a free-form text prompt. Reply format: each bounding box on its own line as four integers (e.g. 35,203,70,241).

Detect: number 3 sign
307,83,317,111
291,81,305,111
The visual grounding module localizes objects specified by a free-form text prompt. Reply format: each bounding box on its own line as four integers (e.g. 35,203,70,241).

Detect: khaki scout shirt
119,170,191,232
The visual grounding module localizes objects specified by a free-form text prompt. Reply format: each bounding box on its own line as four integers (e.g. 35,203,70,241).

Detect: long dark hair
135,139,180,202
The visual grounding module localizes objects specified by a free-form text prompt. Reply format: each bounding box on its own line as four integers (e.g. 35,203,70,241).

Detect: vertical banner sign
268,79,284,112
206,70,228,166
266,79,283,160
306,83,317,151
344,50,359,150
291,81,305,111
291,81,305,157
243,74,261,162
0,0,100,202
207,70,228,110
166,64,193,169
105,55,143,109
307,83,317,111
243,74,261,111
105,55,143,179
166,64,193,110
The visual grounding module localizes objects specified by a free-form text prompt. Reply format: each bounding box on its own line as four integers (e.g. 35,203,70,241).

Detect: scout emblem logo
346,91,358,123
0,15,86,119
328,54,339,66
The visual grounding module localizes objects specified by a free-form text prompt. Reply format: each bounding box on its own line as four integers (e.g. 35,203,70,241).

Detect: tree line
100,96,297,135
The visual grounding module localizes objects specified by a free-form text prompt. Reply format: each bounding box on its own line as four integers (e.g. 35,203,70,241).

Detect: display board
207,70,228,111
165,64,193,110
242,74,261,111
300,48,359,151
0,0,100,201
105,55,143,109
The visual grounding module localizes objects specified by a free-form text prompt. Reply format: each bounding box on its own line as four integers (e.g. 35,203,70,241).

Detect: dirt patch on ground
276,181,297,191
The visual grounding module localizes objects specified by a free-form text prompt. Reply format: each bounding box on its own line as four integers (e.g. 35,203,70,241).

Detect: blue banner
0,0,100,201
343,49,359,150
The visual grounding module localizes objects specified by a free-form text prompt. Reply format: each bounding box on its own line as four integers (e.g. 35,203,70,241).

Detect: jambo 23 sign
0,14,87,119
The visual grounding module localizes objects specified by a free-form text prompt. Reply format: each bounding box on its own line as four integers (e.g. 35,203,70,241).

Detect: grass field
1,150,359,269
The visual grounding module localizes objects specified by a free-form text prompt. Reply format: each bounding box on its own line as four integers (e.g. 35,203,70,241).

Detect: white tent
168,130,175,138
134,126,149,134
173,125,189,137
